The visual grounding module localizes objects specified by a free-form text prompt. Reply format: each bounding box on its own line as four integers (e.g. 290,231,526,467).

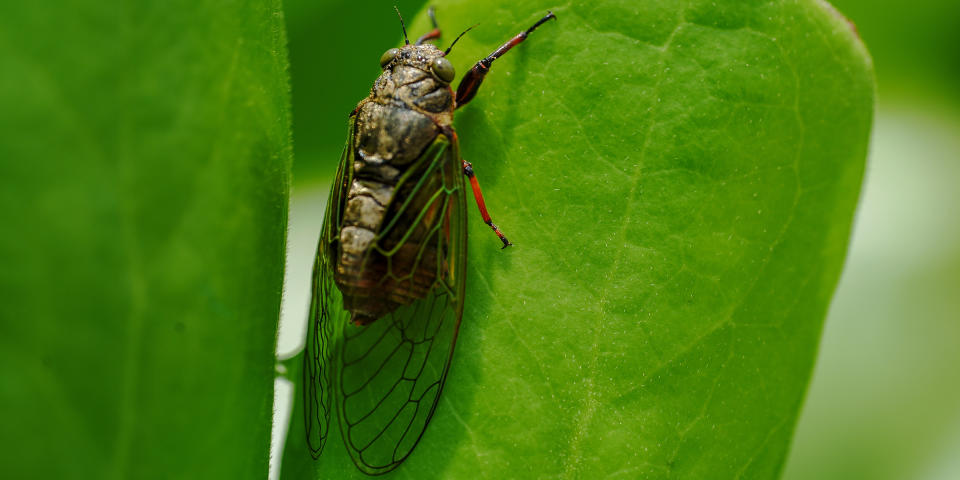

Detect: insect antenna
394,6,410,45
443,24,478,56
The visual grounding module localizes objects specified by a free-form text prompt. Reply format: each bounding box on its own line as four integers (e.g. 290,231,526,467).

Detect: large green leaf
282,0,873,478
0,1,291,478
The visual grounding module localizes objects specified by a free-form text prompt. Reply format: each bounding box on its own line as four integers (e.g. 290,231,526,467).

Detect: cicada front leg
455,11,557,108
415,6,442,45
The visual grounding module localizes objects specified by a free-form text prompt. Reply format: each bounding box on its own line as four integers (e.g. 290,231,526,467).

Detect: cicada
303,7,556,475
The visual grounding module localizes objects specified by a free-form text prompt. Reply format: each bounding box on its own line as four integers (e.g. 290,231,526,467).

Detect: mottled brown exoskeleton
304,7,556,475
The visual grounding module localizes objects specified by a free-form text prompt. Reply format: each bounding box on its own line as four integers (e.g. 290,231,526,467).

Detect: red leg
438,126,513,249
415,7,442,45
462,159,512,248
455,11,556,108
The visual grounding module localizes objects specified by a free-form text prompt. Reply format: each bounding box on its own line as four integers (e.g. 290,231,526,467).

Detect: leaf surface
0,1,292,478
283,0,873,478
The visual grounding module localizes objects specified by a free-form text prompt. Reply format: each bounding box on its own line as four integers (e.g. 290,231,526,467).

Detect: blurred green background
278,0,960,479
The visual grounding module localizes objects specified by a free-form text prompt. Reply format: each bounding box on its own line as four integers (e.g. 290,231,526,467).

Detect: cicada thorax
334,44,456,326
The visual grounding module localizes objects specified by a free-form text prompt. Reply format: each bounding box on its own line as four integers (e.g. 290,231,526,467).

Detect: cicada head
373,44,455,114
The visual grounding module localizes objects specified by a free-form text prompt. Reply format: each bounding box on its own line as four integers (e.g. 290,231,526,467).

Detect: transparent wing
303,121,354,458
336,134,468,475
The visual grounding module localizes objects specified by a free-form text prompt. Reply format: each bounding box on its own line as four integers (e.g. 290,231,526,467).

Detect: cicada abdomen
336,111,460,326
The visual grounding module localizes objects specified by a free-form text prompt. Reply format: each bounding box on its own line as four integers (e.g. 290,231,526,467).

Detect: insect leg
438,125,512,249
455,11,556,108
415,7,442,45
463,160,512,248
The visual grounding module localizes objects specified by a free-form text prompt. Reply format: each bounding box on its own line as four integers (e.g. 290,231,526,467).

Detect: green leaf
282,0,873,478
279,352,313,479
0,1,291,478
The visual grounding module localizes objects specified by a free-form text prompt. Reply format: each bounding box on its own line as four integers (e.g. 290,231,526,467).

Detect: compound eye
431,57,455,83
380,48,400,69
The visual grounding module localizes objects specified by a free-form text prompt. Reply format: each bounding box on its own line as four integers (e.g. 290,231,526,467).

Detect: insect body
304,8,556,475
